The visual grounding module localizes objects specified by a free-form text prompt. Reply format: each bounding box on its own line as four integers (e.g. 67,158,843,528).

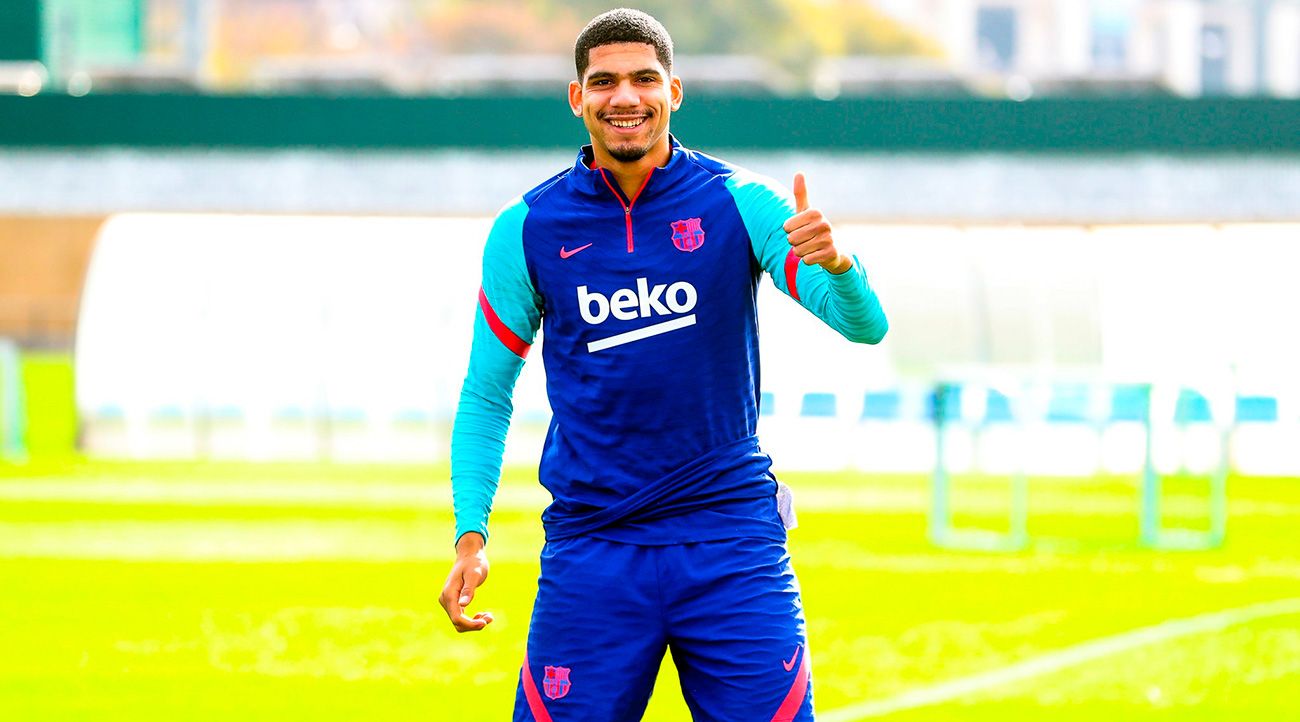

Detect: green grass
1,460,1298,720
17,352,77,456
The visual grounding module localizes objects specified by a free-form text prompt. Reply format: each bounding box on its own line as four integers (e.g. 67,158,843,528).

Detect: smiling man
439,8,888,721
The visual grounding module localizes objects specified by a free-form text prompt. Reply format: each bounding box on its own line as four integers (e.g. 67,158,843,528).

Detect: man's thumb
457,577,478,611
793,172,809,213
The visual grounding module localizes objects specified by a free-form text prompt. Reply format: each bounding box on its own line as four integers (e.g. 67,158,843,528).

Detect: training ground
2,458,1298,721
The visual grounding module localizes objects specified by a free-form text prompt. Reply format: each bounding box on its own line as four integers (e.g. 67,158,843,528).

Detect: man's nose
610,79,639,107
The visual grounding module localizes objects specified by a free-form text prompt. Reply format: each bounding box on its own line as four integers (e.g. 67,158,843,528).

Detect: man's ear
568,80,583,117
669,75,683,112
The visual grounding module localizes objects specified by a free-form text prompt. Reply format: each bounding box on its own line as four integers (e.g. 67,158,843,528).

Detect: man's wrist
455,531,486,555
822,254,853,275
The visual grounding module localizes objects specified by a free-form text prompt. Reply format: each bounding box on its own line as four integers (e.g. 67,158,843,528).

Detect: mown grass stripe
821,597,1300,721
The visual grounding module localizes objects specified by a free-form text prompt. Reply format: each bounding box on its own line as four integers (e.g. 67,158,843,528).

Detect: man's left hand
782,172,853,275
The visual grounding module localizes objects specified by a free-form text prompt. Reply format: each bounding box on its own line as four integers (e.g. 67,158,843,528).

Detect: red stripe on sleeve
520,654,554,722
479,287,531,359
783,249,801,302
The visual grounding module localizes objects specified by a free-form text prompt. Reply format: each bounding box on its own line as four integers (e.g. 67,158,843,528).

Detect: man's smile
603,113,651,132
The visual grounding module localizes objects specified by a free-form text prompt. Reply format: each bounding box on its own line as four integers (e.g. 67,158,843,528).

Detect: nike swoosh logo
559,243,593,259
782,646,800,672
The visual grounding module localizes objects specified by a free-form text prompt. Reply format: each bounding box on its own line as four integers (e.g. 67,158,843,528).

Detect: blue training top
452,136,888,546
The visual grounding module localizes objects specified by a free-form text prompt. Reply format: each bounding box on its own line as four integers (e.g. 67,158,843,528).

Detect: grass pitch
1,458,1298,721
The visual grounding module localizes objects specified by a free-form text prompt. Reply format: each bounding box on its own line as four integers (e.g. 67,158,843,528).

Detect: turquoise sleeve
725,170,888,344
451,197,543,546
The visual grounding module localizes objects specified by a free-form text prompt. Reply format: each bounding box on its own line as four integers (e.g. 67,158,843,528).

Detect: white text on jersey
577,278,699,352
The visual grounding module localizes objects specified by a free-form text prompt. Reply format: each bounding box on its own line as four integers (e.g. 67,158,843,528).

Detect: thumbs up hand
782,172,852,275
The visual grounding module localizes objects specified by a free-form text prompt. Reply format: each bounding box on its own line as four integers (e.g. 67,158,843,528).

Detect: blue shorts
514,536,814,721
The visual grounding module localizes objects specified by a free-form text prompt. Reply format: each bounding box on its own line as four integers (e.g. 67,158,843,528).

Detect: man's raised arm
726,169,888,344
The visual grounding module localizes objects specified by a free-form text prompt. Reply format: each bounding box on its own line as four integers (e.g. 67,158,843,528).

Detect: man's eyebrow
586,68,665,81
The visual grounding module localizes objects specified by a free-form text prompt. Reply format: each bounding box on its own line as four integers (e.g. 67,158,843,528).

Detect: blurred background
1,2,1299,721
6,0,1300,97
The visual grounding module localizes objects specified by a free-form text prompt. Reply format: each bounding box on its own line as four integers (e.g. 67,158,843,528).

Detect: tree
418,0,940,90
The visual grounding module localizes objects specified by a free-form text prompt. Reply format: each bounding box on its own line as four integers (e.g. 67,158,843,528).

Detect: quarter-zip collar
569,134,688,201
570,135,689,253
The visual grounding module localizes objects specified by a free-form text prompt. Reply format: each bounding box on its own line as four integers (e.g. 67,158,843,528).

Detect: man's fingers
452,614,485,632
790,229,831,255
453,610,494,633
440,574,471,620
458,567,485,606
786,220,829,246
793,172,809,213
783,209,826,235
440,553,492,632
460,611,494,632
800,248,839,266
439,577,459,610
440,591,463,620
441,585,494,633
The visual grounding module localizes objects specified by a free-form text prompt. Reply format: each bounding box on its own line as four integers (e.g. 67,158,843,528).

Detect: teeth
609,118,644,128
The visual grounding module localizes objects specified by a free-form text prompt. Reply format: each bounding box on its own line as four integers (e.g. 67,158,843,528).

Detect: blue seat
984,389,1014,423
759,391,775,417
395,408,434,424
331,408,366,424
1174,389,1212,423
800,393,837,418
861,390,901,421
274,407,309,423
1109,385,1149,422
151,405,185,422
1235,395,1278,423
1046,383,1090,423
96,405,126,421
210,405,244,422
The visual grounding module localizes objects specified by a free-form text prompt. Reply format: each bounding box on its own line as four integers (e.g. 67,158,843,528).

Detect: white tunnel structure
75,215,1300,474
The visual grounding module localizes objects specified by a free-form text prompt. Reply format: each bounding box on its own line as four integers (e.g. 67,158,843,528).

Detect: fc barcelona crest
670,217,706,252
543,666,571,700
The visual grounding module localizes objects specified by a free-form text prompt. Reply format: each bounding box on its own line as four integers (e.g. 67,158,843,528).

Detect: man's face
569,42,683,164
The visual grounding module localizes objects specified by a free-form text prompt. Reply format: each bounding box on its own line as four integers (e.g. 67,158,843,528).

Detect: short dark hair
574,9,673,79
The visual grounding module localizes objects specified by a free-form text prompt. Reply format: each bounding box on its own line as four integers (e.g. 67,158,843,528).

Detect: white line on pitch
820,597,1300,721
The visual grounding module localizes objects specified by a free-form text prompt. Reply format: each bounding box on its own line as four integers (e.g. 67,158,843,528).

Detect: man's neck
591,136,672,200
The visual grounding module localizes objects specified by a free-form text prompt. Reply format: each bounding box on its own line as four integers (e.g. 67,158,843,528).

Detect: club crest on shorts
543,666,571,700
670,217,705,252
